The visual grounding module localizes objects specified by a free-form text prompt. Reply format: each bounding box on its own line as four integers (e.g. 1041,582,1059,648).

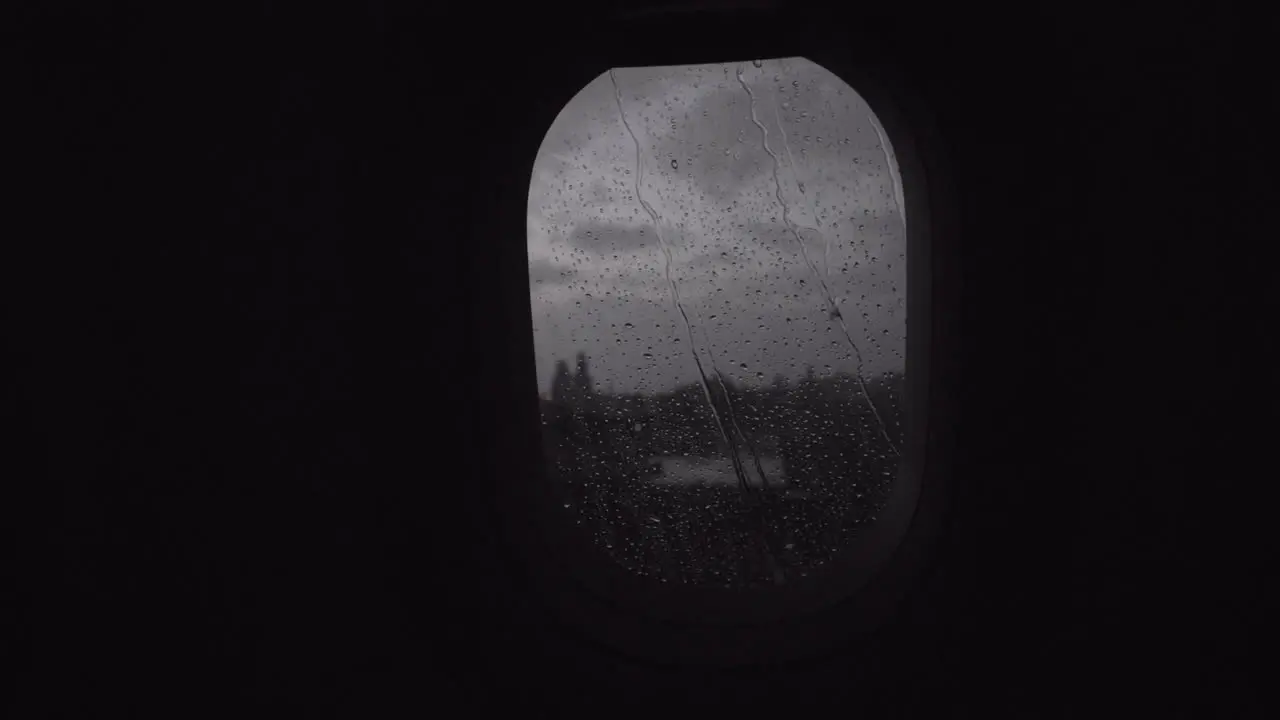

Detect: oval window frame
495,13,957,667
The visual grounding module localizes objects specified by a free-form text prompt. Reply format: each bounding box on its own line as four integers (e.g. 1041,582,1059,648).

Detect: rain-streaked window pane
528,58,905,589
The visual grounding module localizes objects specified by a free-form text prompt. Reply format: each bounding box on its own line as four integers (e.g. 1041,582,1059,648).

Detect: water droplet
752,59,763,68
671,159,678,169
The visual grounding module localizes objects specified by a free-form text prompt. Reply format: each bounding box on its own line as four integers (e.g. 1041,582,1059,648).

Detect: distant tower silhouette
574,352,594,396
551,359,574,404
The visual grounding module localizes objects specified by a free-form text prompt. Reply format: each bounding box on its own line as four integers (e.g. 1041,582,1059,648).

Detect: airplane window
528,58,906,590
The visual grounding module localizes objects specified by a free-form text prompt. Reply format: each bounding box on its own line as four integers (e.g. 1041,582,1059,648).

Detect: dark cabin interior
8,2,1263,714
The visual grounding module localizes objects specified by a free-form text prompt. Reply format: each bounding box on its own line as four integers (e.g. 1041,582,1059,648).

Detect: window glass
529,58,905,588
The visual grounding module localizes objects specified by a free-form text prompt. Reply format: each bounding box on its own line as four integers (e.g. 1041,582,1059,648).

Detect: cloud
528,257,578,286
565,222,660,254
646,84,774,203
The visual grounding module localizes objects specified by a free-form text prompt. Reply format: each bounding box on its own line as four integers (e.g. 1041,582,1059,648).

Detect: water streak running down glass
528,58,906,589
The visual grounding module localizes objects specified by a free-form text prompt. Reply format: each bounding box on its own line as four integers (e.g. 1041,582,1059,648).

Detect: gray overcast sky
528,57,906,396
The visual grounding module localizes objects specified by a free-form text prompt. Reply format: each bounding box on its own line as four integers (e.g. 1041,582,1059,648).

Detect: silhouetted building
550,352,600,412
551,359,574,405
574,351,594,396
